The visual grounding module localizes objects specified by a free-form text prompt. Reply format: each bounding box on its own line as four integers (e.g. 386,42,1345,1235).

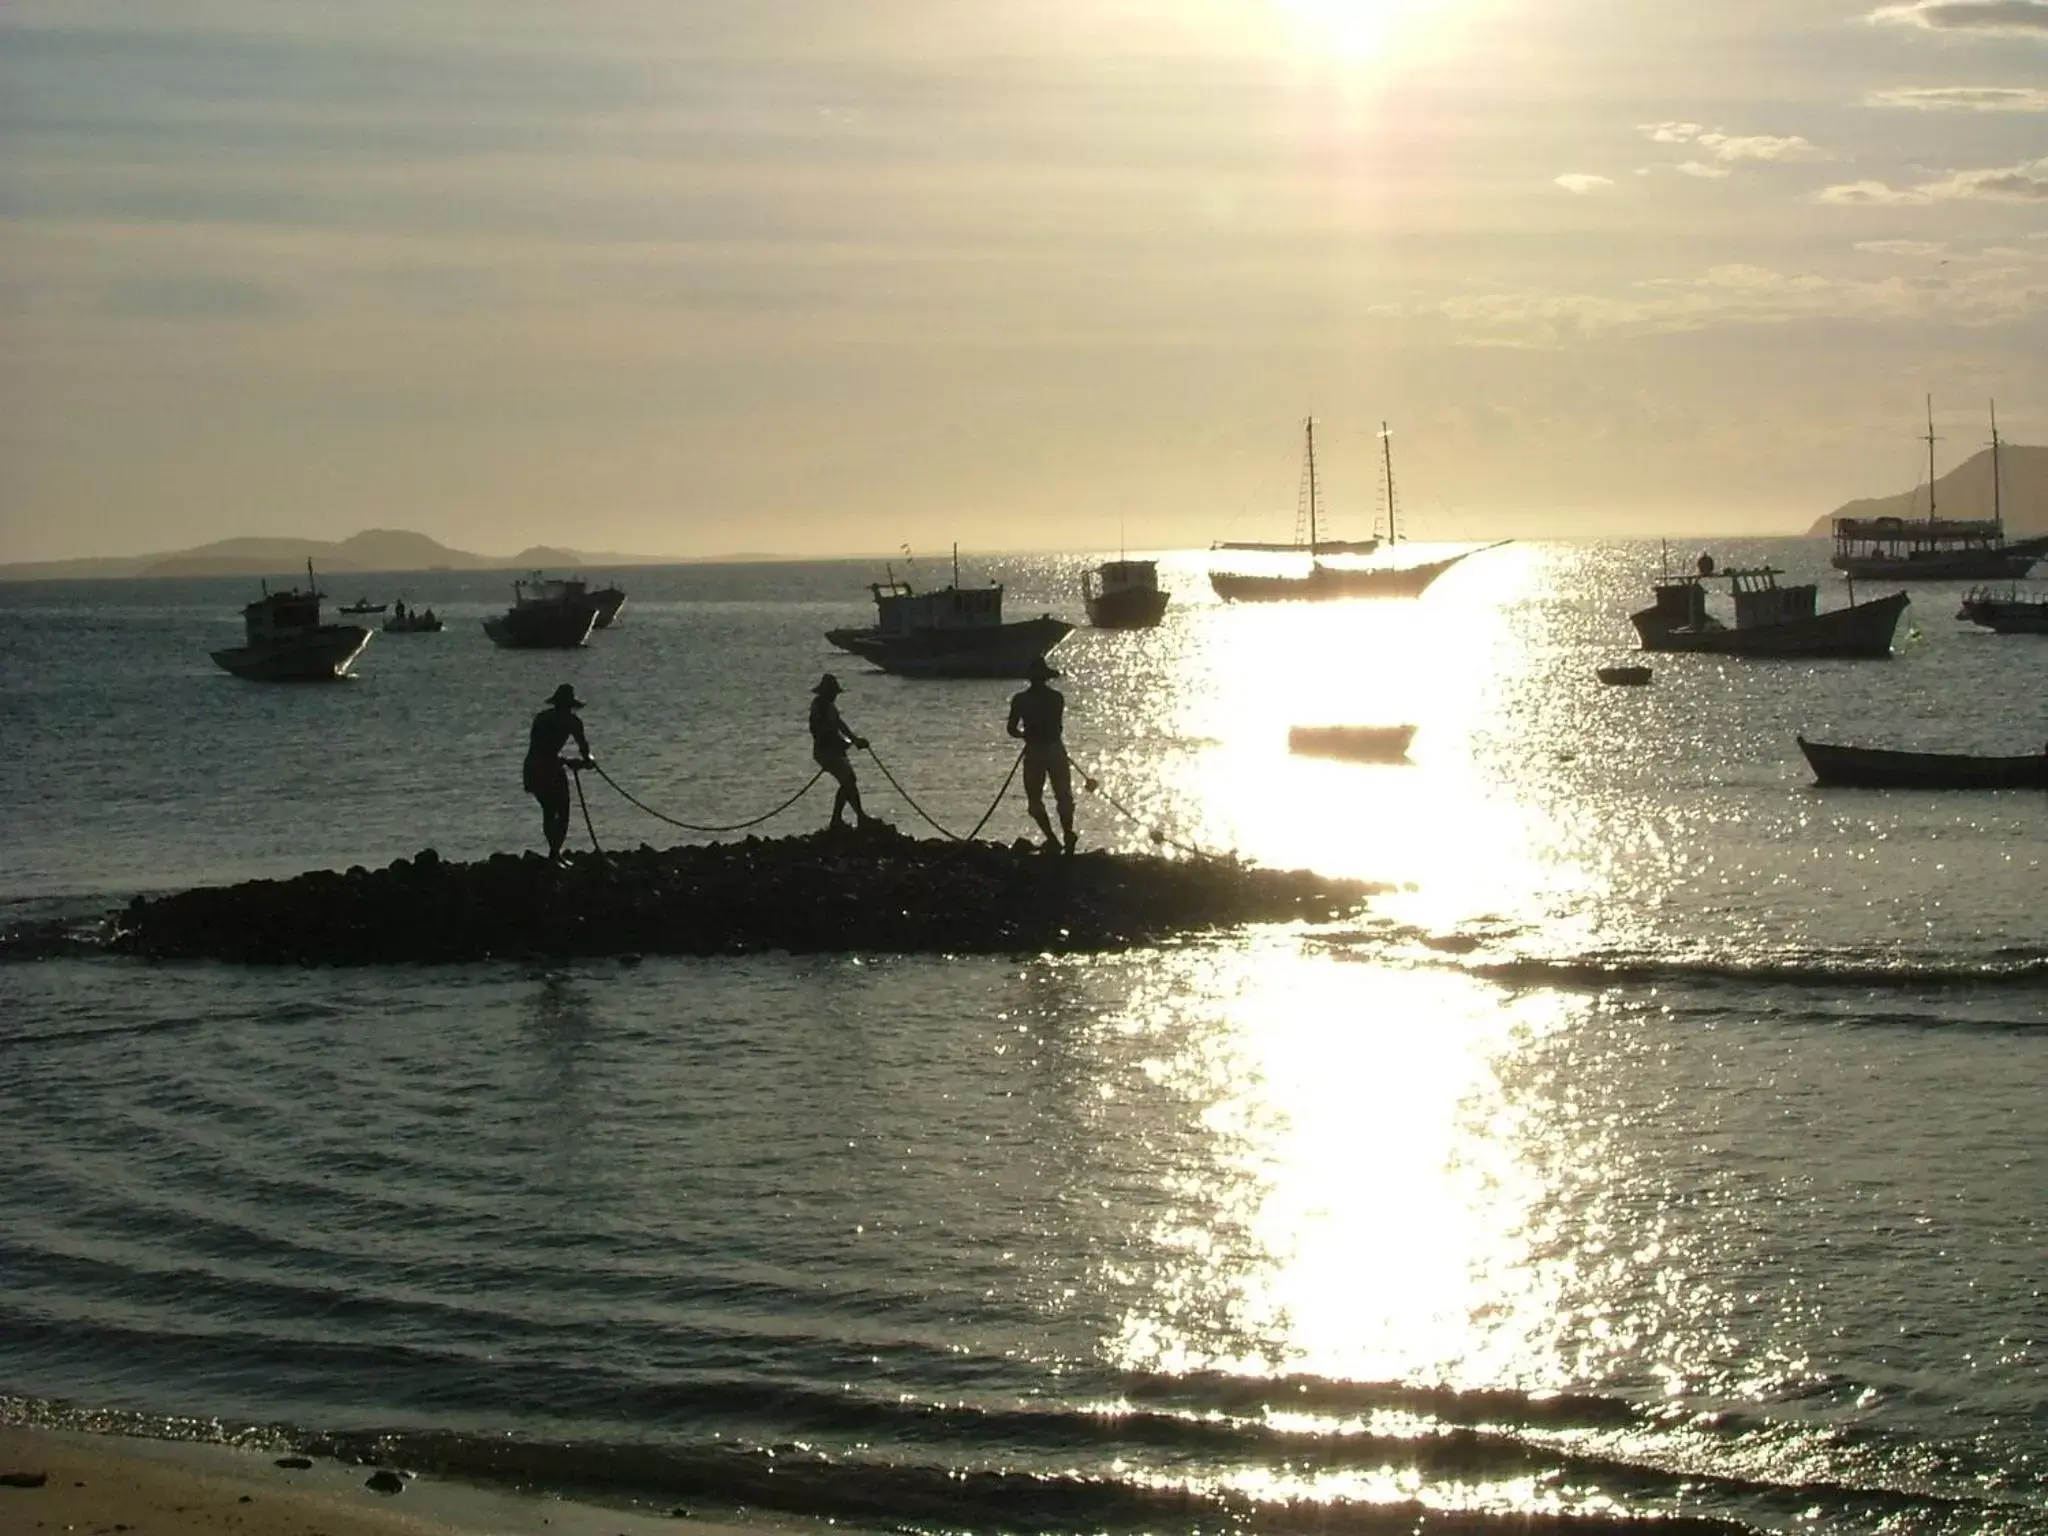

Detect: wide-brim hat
813,672,842,695
548,683,585,708
1026,656,1060,680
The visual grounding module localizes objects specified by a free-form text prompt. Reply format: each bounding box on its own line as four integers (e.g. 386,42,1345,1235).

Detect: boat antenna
1989,399,2003,533
1304,416,1320,556
1660,538,1670,581
1923,394,1939,525
952,541,960,590
1379,421,1397,546
306,557,318,598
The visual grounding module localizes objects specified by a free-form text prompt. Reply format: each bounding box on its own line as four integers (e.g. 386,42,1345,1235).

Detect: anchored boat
1832,399,2048,580
1629,554,1908,658
826,549,1072,678
1287,724,1416,762
483,573,600,649
1796,736,2048,789
211,562,371,681
1957,584,2048,634
1082,559,1170,629
1210,419,1497,601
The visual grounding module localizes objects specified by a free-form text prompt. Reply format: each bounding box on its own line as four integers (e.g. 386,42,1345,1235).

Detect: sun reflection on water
1107,946,1587,1395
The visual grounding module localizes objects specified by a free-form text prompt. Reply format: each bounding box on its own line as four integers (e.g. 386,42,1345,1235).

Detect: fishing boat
482,573,600,649
1832,399,2048,580
1629,553,1908,658
590,583,628,628
1210,420,1498,601
1796,736,2047,789
338,598,388,615
211,562,371,681
384,600,444,634
1082,559,1170,629
827,549,1071,678
1287,724,1416,762
1957,584,2048,634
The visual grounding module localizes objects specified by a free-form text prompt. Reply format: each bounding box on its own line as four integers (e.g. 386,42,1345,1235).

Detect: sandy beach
0,1424,797,1536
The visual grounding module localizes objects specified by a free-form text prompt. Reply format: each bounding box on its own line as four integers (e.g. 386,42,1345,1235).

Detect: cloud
1413,242,2048,348
1820,156,2048,202
1868,85,2048,110
1675,161,1732,179
1854,239,1949,254
1869,0,2048,35
1554,173,1614,193
1636,123,1831,165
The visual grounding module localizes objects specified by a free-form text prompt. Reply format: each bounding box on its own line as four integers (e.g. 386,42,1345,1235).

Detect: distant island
0,529,767,583
1806,443,2048,538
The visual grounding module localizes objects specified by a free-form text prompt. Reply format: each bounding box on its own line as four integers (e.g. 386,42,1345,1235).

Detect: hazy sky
3,0,2045,561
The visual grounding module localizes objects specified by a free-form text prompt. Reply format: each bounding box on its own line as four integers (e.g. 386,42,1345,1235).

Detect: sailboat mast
1380,421,1397,545
1923,394,1938,525
1989,400,2003,533
1305,417,1320,554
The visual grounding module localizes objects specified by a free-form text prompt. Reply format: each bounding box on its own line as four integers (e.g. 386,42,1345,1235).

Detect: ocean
1,541,2043,1534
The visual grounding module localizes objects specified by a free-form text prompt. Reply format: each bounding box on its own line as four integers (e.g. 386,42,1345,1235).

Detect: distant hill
0,529,694,582
1806,444,2048,537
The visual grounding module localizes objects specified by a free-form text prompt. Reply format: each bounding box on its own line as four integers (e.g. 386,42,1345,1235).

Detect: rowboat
1287,724,1416,762
1795,736,2047,789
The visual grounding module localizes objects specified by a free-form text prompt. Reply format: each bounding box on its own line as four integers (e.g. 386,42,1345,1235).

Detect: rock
0,1471,48,1488
104,829,1387,967
274,1456,313,1470
365,1469,406,1495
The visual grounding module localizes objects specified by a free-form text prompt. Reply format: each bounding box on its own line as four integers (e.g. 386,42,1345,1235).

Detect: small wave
1454,953,2047,993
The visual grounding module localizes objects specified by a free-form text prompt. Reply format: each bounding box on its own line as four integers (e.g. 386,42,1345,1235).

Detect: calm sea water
1,543,2043,1534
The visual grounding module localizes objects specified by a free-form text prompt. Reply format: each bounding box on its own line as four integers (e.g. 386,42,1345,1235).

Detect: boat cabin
1725,566,1818,629
514,575,592,609
1833,515,2006,558
1087,560,1159,596
869,580,1005,636
240,585,324,643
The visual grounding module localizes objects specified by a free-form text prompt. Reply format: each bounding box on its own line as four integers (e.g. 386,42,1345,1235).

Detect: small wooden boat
1795,735,2047,789
1288,724,1416,762
1082,559,1170,629
339,598,388,615
384,601,444,633
1596,664,1652,685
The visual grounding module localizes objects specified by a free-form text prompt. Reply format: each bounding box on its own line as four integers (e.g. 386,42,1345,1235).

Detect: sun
1269,0,1430,61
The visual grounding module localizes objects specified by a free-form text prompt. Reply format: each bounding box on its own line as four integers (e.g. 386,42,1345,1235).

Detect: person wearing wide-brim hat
808,673,871,829
1006,655,1077,853
523,682,594,860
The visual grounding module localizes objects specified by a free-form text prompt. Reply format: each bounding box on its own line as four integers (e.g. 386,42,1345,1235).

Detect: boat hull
1833,534,2048,581
211,626,371,681
1596,665,1653,686
1957,593,2048,634
1084,587,1170,629
483,606,598,649
591,587,627,628
1210,551,1472,603
1288,725,1415,762
844,616,1073,678
1796,736,2048,789
1631,591,1908,658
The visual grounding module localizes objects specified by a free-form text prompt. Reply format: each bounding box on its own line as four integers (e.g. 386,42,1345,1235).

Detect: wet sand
0,1424,816,1536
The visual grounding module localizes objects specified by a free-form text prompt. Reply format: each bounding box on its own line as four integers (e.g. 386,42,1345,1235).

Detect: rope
1066,756,1228,861
570,763,603,855
592,762,824,834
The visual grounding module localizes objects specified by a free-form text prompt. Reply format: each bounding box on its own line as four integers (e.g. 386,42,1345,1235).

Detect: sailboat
1209,419,1502,601
1831,399,2048,580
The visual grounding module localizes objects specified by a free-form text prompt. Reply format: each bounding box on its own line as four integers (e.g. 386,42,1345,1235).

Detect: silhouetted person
809,673,869,828
524,682,593,860
1007,656,1075,854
